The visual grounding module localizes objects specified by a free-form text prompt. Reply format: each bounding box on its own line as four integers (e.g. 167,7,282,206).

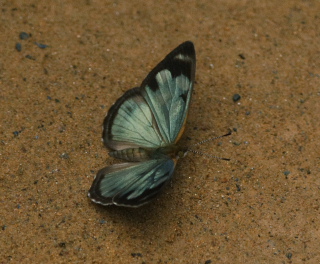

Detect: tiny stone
25,54,35,60
59,242,66,248
15,42,22,52
283,171,290,176
233,94,241,102
19,32,30,40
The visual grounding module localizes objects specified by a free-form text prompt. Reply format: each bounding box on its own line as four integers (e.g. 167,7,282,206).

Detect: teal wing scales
103,88,166,150
89,41,196,207
88,158,175,207
103,41,195,150
141,41,196,143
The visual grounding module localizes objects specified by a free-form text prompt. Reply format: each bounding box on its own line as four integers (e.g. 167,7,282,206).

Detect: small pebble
19,32,30,40
233,94,241,102
25,54,35,60
15,43,22,52
283,171,290,176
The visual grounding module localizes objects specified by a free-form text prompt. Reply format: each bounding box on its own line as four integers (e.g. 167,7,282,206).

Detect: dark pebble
286,252,292,259
19,32,30,40
283,171,290,176
233,94,241,102
25,54,35,60
239,54,246,60
15,42,22,52
58,242,66,248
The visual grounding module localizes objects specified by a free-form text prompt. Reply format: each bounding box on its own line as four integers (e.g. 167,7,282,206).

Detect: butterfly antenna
186,130,232,161
190,130,232,147
186,149,230,161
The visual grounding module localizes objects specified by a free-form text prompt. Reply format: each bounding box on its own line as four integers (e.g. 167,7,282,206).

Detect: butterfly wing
103,41,196,150
140,41,196,144
88,158,176,207
103,87,166,150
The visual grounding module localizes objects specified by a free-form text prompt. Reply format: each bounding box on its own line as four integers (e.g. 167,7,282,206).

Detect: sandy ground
1,0,320,263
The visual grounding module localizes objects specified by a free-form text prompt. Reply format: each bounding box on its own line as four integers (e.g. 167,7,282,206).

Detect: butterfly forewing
104,41,195,149
141,42,196,143
88,41,196,207
103,87,165,150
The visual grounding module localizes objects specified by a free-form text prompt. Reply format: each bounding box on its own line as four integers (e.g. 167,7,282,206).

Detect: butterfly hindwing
88,158,176,207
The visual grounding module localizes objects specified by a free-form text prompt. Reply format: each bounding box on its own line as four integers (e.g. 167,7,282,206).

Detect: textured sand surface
1,1,320,263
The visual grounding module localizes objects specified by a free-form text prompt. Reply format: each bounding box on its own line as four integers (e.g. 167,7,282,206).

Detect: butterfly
88,41,196,207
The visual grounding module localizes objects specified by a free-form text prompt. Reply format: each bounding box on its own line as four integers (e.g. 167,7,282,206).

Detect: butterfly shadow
88,188,181,238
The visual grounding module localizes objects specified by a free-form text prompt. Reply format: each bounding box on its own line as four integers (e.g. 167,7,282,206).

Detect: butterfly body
109,144,184,162
89,41,196,207
108,147,151,162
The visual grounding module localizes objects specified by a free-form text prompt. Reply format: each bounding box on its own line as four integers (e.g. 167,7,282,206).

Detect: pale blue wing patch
143,71,193,143
88,158,175,207
103,88,167,150
140,41,196,144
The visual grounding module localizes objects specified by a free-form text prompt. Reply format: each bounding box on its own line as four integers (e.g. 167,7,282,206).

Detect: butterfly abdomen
109,148,150,162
